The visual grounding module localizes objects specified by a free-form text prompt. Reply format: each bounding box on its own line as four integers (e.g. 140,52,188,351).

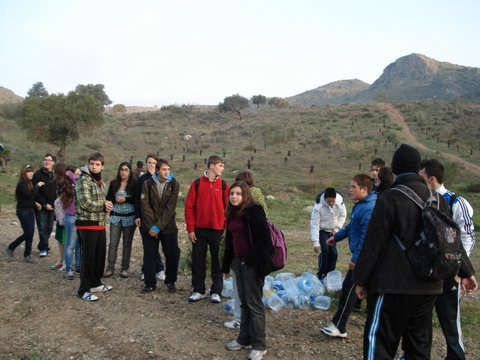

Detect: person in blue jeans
6,165,45,262
62,166,80,280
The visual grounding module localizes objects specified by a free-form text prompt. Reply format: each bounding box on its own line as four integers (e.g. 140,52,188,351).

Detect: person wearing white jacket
310,188,347,280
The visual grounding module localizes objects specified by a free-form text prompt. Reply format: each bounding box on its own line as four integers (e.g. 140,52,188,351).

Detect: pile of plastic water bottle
222,270,343,314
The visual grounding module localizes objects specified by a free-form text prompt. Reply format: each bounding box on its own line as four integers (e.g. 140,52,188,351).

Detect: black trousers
364,292,437,360
77,228,106,297
435,278,465,360
191,228,223,295
331,269,357,333
143,230,180,288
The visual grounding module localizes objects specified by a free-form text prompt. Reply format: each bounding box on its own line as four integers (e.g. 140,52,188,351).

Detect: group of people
5,144,479,359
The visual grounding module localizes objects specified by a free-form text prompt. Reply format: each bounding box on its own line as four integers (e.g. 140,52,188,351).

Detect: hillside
289,54,480,105
0,86,23,104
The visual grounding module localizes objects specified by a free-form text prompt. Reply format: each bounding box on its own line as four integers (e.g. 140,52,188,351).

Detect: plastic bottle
325,270,343,293
222,277,234,298
313,295,332,310
224,299,235,314
266,292,285,312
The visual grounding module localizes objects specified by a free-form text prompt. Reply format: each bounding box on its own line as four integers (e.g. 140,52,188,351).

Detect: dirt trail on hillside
378,103,480,175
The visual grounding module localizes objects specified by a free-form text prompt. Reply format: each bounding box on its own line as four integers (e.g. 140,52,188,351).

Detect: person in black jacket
6,165,45,262
222,181,272,360
32,153,56,257
353,144,477,359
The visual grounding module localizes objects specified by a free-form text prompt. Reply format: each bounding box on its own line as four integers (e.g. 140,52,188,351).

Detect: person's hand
188,232,196,243
356,285,367,299
148,229,158,238
35,202,42,210
147,162,156,175
45,204,54,211
461,275,478,295
105,200,113,213
348,261,356,270
326,236,335,246
37,181,45,187
135,218,141,227
313,245,320,254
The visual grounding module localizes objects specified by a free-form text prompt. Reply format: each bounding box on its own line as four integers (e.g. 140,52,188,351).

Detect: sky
1,0,479,106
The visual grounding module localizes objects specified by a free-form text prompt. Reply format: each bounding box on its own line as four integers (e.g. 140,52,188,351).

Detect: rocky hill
0,86,23,104
289,54,480,105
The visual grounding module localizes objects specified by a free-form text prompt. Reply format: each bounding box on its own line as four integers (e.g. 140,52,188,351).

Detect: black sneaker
142,286,155,293
166,283,176,293
5,247,14,259
24,255,35,263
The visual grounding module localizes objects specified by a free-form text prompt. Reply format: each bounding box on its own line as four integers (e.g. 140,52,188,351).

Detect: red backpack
267,219,287,271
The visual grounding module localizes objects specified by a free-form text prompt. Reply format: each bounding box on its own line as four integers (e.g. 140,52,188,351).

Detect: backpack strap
391,184,426,209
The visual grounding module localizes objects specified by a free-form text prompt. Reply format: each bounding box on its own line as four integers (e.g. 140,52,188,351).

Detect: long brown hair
18,165,34,191
54,163,74,209
226,181,254,221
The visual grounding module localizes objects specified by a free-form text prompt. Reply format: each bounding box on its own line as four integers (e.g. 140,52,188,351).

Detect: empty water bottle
266,292,285,312
222,277,234,298
224,299,235,314
325,270,343,293
313,295,331,310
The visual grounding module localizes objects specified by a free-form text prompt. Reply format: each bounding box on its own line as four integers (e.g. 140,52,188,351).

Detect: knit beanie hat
391,144,421,175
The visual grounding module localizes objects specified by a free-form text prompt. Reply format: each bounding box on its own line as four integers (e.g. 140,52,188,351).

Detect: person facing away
104,161,137,279
222,181,272,360
75,152,114,302
420,158,476,360
6,165,45,263
140,159,180,293
51,162,69,271
320,174,377,338
370,157,386,192
32,153,57,257
353,144,477,360
375,166,394,194
63,165,80,280
185,154,230,303
310,187,347,280
134,154,165,281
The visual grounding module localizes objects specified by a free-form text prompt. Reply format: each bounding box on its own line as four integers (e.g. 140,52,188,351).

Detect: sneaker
320,323,347,338
51,261,63,270
39,250,48,257
188,292,206,302
103,270,114,278
211,293,221,303
120,270,129,278
248,349,267,360
224,319,241,329
81,292,98,301
225,340,251,351
67,270,74,280
166,283,177,293
90,284,113,293
139,273,145,281
24,255,35,263
5,247,14,258
142,286,155,293
156,271,166,280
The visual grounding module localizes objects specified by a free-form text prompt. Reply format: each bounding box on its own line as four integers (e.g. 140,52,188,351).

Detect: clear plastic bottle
267,292,285,312
325,270,343,293
313,295,332,310
224,299,235,314
222,277,234,298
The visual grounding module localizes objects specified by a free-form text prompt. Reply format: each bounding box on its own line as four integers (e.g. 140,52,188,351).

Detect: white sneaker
225,339,251,351
81,292,98,301
39,250,48,257
90,284,113,293
224,319,241,329
156,270,166,280
248,349,267,360
140,273,145,281
320,322,347,338
188,292,206,302
211,293,221,303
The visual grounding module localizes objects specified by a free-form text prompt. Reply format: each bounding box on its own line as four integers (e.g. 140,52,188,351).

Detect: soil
0,206,478,360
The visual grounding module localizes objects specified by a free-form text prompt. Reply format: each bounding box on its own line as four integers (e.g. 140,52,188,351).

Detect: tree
18,92,103,161
251,94,267,109
268,97,289,108
112,104,127,114
26,81,49,99
218,94,249,112
75,84,112,107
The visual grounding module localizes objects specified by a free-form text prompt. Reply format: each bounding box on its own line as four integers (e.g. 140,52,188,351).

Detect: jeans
317,230,338,278
8,209,35,257
191,228,223,295
139,227,164,273
107,223,136,272
64,214,80,271
235,257,266,351
35,210,54,252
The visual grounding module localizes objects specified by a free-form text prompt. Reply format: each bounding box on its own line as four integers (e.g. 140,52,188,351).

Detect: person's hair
378,166,394,186
54,162,74,209
66,165,78,173
235,170,254,187
207,155,224,168
111,161,135,196
420,159,444,184
226,181,254,221
371,158,385,168
145,154,158,162
18,165,34,193
136,160,144,168
156,158,170,170
88,152,105,165
352,174,373,193
43,153,56,162
323,187,337,199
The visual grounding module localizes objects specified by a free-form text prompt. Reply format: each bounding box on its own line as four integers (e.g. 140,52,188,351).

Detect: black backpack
392,185,463,281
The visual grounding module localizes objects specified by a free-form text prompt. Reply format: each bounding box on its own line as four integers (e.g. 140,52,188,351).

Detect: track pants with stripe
331,269,357,333
364,293,437,360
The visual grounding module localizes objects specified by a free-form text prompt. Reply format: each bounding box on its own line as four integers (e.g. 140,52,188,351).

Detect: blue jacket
334,192,377,263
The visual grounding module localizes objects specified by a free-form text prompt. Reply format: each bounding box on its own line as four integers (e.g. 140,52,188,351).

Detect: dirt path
378,103,480,175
